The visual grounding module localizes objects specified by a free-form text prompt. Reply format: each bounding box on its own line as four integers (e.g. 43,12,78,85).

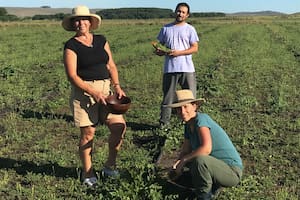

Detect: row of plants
0,17,299,199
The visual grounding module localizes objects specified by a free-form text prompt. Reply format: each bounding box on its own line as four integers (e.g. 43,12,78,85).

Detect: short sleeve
196,113,211,129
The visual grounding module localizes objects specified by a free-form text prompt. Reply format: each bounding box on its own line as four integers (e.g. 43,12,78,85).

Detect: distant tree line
0,7,18,21
191,12,226,17
0,7,226,21
97,8,225,19
32,13,65,20
97,8,175,19
0,7,7,15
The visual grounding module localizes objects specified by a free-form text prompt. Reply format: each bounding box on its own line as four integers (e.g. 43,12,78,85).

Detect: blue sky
0,0,299,14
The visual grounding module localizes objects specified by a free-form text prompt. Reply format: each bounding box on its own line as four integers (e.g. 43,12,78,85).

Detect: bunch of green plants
0,17,299,199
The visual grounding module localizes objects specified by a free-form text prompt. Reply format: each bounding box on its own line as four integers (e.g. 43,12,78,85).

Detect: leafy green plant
0,17,299,199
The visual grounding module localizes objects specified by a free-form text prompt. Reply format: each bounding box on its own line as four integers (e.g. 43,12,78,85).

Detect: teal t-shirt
184,113,243,169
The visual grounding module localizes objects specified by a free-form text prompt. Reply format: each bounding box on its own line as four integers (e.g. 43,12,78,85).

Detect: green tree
0,7,7,16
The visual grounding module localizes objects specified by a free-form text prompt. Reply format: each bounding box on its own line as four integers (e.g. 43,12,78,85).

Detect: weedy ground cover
0,16,299,199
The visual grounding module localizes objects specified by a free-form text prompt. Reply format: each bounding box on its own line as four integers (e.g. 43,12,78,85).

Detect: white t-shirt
157,22,199,73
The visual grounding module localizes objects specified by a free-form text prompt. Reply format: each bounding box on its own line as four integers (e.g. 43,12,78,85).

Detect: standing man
154,2,199,129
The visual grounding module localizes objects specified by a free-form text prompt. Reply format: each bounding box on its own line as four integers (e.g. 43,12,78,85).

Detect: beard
176,17,183,22
175,15,186,23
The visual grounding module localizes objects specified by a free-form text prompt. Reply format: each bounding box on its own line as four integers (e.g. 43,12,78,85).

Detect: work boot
196,192,213,200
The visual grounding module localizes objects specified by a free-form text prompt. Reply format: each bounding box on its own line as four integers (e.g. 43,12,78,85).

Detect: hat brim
62,14,101,31
166,98,206,108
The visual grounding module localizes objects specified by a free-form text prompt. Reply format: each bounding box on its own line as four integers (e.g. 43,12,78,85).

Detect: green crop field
0,16,299,199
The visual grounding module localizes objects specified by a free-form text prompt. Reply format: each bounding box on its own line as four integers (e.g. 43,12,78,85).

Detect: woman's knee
80,126,95,141
189,155,211,173
107,117,126,134
192,155,210,165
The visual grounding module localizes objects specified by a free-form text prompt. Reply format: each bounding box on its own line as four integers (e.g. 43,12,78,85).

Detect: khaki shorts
70,79,123,127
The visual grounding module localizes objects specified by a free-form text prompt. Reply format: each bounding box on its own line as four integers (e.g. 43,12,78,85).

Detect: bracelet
113,83,120,88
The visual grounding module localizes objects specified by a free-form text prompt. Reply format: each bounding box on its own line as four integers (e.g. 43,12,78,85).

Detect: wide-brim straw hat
167,89,205,108
62,5,101,31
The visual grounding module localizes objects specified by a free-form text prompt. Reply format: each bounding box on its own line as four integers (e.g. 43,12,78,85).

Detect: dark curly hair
175,2,190,14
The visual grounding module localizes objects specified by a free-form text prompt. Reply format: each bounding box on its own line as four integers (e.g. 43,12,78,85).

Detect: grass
0,16,299,199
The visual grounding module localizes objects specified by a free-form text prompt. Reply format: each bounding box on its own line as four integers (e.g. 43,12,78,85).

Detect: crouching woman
167,90,243,200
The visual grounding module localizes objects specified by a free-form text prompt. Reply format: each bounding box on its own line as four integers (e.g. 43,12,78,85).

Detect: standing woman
62,5,126,186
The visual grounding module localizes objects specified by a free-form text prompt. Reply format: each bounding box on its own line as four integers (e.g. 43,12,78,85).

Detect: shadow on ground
132,134,166,163
19,109,159,131
0,157,78,179
157,171,197,200
20,109,74,123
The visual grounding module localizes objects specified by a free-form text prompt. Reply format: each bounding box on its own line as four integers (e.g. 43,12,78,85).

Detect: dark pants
187,155,242,195
160,72,197,125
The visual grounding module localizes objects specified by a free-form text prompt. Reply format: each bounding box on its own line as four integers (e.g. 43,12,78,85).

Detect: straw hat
167,89,205,108
62,5,101,31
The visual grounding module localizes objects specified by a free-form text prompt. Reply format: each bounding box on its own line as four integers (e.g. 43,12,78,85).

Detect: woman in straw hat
167,89,243,199
62,5,127,186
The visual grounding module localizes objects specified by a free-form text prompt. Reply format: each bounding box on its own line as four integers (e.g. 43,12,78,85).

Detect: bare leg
104,116,126,168
79,126,96,178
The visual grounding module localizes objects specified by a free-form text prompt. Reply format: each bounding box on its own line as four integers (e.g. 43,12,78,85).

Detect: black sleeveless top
64,34,110,81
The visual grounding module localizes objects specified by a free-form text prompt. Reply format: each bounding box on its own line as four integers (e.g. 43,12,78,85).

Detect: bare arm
104,41,126,98
63,48,107,104
172,126,212,176
183,127,212,161
169,42,198,57
178,139,192,160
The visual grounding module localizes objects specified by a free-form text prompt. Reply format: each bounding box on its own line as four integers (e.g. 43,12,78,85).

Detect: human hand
92,91,107,105
168,50,179,57
154,49,167,56
114,85,126,99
